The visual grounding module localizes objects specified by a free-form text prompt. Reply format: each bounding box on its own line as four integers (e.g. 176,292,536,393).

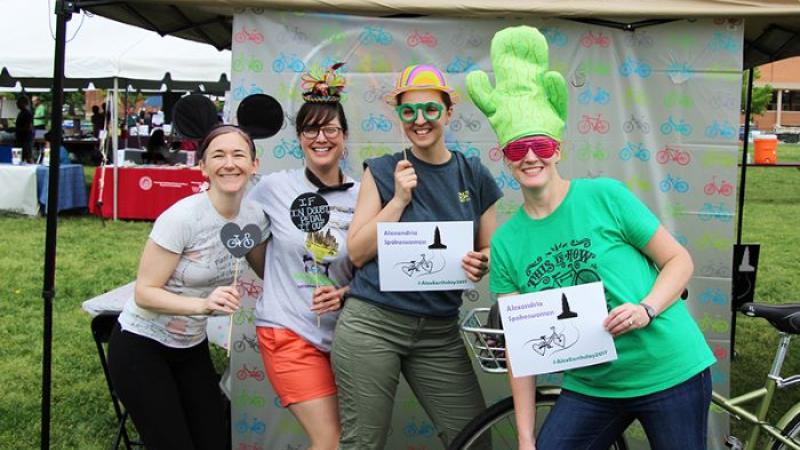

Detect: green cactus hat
466,26,568,147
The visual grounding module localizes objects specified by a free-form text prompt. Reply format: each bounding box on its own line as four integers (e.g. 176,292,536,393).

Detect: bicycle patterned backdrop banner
229,10,742,450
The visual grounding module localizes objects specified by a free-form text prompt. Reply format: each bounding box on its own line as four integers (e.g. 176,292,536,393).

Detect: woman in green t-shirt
468,26,715,450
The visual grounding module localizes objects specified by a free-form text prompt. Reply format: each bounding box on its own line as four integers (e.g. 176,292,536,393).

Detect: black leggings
108,324,226,450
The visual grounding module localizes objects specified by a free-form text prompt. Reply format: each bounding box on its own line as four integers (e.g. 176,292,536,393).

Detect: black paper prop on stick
220,222,263,355
290,192,331,326
290,192,330,233
221,223,263,257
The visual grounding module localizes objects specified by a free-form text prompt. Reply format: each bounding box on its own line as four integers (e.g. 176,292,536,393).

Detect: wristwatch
641,303,657,323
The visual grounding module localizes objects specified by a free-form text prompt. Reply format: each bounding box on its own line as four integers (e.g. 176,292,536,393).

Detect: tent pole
42,1,72,448
736,68,755,246
113,77,119,220
731,68,755,357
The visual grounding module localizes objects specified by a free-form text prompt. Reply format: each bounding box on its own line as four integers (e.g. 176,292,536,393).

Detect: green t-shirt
34,104,47,127
490,178,714,398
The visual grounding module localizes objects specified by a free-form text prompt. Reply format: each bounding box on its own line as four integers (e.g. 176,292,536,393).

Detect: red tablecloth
89,166,207,220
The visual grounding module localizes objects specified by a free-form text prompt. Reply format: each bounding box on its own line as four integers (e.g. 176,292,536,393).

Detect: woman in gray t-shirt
108,125,269,450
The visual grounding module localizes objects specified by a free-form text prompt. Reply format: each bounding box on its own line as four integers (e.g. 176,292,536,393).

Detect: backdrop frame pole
731,68,756,357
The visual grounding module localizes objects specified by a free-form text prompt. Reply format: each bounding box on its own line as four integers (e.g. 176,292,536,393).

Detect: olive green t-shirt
490,178,714,397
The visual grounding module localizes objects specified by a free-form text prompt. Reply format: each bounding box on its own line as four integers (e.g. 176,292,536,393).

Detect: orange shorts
256,326,337,407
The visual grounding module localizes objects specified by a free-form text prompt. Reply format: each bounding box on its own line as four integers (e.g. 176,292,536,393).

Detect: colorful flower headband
301,62,346,103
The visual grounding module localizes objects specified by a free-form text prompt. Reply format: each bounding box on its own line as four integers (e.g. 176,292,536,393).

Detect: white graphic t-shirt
248,169,359,352
118,192,269,348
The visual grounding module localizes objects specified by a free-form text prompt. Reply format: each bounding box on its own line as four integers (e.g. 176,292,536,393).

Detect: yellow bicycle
451,302,800,450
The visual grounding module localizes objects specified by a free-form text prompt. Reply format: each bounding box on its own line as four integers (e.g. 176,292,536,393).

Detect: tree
741,68,774,116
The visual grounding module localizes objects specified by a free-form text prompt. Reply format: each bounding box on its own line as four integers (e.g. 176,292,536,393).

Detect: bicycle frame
711,332,800,449
461,307,800,450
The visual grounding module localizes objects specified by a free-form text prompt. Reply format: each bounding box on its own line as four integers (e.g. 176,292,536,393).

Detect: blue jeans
537,368,712,450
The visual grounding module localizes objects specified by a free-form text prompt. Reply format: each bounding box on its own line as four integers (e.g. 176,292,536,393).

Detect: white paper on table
498,281,617,377
377,221,473,292
0,164,38,215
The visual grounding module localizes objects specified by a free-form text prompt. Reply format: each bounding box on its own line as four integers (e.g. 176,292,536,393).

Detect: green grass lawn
732,142,800,444
1,145,799,449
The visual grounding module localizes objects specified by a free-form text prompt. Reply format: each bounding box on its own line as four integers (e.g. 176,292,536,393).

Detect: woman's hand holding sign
462,250,490,282
311,285,349,315
204,286,241,315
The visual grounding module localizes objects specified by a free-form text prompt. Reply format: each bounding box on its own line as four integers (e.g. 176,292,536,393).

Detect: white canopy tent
0,0,230,91
1,0,231,220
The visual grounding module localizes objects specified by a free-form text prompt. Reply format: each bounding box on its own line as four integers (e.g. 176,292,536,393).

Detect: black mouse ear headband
172,92,284,142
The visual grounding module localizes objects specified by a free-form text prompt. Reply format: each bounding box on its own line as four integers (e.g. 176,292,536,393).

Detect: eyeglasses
503,136,560,162
395,102,444,123
301,125,342,140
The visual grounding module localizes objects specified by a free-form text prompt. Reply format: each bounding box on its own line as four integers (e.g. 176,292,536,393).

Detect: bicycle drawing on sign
525,326,569,357
395,253,440,277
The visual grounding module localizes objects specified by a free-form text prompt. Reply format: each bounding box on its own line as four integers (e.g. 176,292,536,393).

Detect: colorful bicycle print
577,114,610,135
705,120,737,139
623,114,650,133
704,177,734,196
541,27,568,47
450,114,482,132
361,114,392,132
578,84,610,105
580,31,610,48
660,115,693,136
619,142,651,162
656,145,692,165
659,174,690,193
234,26,264,44
272,52,305,73
358,25,392,45
272,138,303,160
233,84,264,100
407,29,437,47
446,56,479,74
619,57,652,78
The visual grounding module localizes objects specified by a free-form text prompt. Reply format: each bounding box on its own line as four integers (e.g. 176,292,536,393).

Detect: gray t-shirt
247,169,359,352
118,192,269,348
348,150,503,317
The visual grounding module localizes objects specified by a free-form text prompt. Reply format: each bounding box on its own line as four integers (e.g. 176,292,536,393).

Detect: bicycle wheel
447,394,628,450
771,411,800,450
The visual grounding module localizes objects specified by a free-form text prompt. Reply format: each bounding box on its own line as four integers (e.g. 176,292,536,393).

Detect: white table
81,281,231,349
0,164,38,215
82,282,233,397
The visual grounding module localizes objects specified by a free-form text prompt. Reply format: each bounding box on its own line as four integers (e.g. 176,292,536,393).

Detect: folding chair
90,312,143,450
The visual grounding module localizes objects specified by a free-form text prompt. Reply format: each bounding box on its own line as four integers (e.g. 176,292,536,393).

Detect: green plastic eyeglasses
395,102,444,123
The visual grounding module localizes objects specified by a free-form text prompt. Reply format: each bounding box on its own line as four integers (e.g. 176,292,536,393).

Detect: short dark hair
295,102,348,137
198,125,256,161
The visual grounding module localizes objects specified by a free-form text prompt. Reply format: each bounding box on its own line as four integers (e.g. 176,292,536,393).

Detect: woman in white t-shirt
247,65,358,450
108,125,269,449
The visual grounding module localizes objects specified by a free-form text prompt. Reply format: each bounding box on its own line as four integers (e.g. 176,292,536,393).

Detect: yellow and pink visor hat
384,64,459,106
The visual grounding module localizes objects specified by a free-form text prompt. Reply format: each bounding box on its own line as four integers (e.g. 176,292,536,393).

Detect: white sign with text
377,221,473,291
498,281,617,377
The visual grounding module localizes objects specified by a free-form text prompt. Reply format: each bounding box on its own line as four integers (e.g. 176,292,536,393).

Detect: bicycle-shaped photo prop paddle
220,222,263,356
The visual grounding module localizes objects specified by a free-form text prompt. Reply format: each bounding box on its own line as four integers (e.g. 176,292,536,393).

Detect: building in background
754,56,800,130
